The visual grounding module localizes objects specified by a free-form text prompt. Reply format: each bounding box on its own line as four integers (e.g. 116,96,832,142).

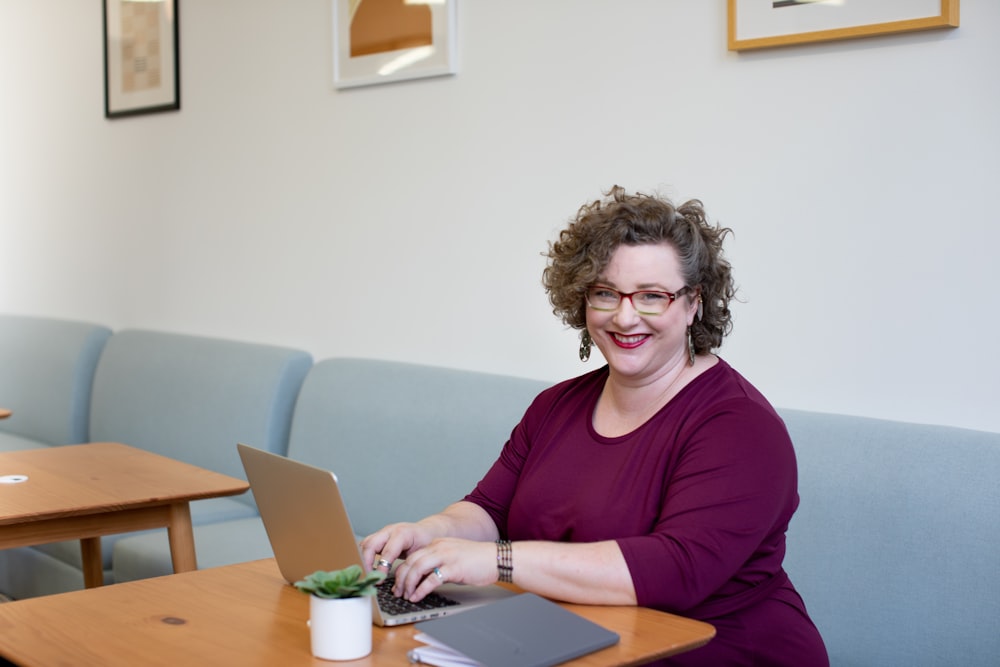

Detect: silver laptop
237,443,515,626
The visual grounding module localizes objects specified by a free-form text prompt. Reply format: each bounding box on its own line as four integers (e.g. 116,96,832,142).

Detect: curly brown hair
542,186,736,354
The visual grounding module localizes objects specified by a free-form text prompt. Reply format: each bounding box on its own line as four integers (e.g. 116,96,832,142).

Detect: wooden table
0,409,10,419
0,442,249,588
0,558,714,666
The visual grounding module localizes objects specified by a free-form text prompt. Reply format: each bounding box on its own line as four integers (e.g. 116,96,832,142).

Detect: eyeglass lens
586,287,675,315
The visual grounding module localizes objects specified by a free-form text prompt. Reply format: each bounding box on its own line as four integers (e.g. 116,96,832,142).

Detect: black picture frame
103,0,181,118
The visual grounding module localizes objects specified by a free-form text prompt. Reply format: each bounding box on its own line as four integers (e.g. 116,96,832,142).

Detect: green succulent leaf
294,565,387,599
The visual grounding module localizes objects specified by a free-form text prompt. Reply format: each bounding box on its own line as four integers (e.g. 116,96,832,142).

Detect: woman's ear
688,288,703,324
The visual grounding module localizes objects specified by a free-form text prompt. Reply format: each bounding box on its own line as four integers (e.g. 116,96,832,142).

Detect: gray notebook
412,592,620,667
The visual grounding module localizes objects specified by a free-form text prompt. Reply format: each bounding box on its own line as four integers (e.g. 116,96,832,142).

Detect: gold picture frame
103,0,180,118
728,0,959,52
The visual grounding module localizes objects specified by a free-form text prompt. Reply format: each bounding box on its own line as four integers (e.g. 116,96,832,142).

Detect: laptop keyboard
377,576,460,615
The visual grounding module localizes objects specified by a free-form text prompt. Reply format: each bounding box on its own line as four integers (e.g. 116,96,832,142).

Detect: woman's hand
366,525,637,606
360,501,500,582
389,538,497,601
359,522,435,576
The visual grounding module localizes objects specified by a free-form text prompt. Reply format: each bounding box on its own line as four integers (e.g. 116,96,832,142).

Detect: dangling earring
579,330,592,362
697,297,704,321
687,327,696,366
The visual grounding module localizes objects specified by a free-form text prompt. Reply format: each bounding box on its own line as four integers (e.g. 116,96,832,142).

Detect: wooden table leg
80,537,104,588
166,502,198,573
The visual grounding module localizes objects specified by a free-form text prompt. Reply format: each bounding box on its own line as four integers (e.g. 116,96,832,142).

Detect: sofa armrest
0,314,111,446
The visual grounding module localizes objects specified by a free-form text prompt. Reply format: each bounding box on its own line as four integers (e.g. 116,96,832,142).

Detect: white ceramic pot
308,595,373,661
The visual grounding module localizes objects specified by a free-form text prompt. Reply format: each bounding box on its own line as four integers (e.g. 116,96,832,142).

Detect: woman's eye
637,292,668,304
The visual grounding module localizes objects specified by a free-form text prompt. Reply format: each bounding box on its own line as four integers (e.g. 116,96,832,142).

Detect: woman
361,186,828,666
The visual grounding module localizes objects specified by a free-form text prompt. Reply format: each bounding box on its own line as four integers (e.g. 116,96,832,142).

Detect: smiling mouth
610,333,649,349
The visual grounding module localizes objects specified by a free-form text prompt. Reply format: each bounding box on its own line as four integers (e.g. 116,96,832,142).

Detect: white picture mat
736,0,943,41
332,0,457,90
104,0,178,114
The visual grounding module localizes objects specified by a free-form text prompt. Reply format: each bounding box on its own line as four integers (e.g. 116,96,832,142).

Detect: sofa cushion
31,496,260,574
89,329,312,498
0,547,92,600
0,314,111,448
112,517,275,583
284,358,548,537
0,432,51,452
780,408,1000,667
8,329,312,597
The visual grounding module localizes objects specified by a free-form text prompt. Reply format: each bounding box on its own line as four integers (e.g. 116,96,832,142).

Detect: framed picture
103,0,180,118
728,0,959,52
332,0,457,89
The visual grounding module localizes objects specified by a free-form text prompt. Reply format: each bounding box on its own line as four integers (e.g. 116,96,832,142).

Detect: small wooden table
0,558,715,666
0,442,249,588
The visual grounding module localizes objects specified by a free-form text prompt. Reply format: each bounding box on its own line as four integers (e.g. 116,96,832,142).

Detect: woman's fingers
391,539,496,601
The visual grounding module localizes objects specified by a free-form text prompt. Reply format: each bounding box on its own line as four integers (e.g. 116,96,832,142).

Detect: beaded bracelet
496,539,513,583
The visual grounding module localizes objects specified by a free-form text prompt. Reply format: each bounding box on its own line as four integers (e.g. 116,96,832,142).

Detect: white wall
2,1,998,433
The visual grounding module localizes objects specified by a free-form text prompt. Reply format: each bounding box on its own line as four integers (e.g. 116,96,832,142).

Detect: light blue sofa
0,324,312,598
2,316,999,666
780,410,1000,667
118,363,1000,667
111,357,548,580
111,357,1000,667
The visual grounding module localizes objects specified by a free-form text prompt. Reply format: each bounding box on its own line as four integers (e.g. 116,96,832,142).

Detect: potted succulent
294,565,386,661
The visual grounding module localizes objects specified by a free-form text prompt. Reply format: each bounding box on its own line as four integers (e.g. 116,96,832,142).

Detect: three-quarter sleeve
616,400,798,613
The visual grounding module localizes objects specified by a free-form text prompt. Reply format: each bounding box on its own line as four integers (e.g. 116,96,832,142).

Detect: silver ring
433,567,444,581
376,558,391,569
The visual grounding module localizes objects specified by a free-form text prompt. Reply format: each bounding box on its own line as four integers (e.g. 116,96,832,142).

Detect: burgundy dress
465,359,828,666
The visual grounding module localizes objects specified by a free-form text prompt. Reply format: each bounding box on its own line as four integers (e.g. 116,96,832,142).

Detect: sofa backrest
0,314,112,448
285,358,549,537
89,330,312,504
780,408,1000,667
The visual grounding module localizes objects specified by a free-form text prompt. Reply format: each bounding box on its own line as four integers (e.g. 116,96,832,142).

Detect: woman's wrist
496,539,513,583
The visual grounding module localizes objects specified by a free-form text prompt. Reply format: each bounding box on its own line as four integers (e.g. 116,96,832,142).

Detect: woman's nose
612,297,641,327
